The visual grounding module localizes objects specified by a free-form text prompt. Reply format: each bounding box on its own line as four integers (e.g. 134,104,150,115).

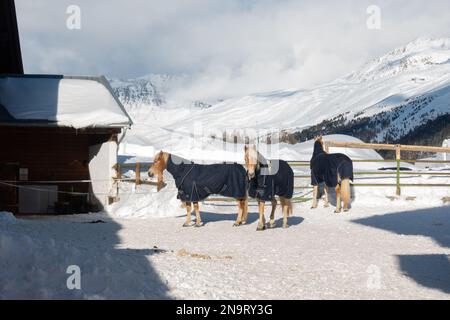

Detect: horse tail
341,179,351,208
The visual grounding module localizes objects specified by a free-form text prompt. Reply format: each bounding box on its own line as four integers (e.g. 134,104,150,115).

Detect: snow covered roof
0,75,132,129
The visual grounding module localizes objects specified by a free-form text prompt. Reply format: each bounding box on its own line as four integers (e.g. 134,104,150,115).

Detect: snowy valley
111,38,450,159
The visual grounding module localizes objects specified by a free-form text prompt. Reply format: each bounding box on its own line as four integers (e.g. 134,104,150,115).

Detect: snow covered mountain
109,74,211,111
285,38,450,148
183,38,449,131
113,38,450,158
346,38,450,82
108,75,172,108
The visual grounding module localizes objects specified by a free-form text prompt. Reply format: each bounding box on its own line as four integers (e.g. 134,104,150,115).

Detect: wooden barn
0,0,133,214
0,75,132,214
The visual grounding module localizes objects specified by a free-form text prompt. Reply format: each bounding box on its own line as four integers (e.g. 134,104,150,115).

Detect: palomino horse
310,136,353,213
148,151,248,227
244,145,294,230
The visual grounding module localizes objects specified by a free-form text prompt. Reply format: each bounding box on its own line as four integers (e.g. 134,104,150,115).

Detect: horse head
313,135,327,156
148,150,169,191
244,145,259,179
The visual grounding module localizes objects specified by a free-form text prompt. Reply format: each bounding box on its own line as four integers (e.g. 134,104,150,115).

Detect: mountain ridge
111,37,450,155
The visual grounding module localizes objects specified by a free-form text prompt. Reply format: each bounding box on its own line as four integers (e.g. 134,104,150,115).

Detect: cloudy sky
16,0,450,102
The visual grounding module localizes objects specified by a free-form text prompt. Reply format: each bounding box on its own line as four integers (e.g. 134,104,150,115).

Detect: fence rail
323,141,450,195
113,141,450,198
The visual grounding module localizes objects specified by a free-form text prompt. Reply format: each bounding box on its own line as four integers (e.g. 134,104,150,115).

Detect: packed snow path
1,203,449,299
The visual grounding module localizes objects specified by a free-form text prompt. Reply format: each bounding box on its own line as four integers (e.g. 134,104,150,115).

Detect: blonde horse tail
341,179,351,209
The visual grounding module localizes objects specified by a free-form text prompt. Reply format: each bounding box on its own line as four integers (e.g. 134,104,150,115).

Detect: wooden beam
326,141,450,153
327,141,398,150
397,144,450,153
395,145,401,196
135,162,141,185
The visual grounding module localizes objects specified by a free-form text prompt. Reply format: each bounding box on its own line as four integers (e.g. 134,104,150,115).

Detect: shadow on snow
352,206,450,294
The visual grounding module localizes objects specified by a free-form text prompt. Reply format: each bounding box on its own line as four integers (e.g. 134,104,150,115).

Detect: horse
148,151,248,227
310,136,353,213
244,145,294,230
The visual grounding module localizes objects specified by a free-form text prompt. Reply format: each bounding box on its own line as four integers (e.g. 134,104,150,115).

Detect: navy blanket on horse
166,154,248,202
310,141,354,188
248,158,294,201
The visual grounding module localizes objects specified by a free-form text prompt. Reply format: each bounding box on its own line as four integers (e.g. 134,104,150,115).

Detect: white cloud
15,0,450,102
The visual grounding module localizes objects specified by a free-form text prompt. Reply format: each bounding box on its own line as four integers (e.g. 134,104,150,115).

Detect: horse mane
312,140,326,158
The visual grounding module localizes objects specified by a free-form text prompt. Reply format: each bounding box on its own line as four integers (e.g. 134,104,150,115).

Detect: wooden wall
0,126,120,213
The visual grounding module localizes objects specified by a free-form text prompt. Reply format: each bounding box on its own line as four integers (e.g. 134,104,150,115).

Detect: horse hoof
334,209,341,214
268,223,276,229
283,224,289,229
241,221,247,225
343,209,349,212
233,222,241,227
256,225,266,231
183,223,191,227
324,204,329,208
195,222,204,228
311,206,317,209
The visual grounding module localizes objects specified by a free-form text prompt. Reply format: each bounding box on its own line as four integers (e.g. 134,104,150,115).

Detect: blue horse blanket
310,141,354,188
248,157,294,201
166,154,248,202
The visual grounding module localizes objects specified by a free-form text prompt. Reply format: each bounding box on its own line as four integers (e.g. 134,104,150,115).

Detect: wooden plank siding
0,126,120,213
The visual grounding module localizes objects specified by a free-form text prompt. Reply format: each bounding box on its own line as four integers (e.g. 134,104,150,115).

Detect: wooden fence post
135,162,141,186
395,145,401,196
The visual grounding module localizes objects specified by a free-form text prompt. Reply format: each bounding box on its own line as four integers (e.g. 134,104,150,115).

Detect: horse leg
193,202,203,227
323,185,330,207
341,179,350,212
242,197,249,224
257,201,266,231
311,185,318,209
334,185,342,213
233,199,244,227
281,197,289,228
269,198,277,228
288,198,293,216
183,202,192,226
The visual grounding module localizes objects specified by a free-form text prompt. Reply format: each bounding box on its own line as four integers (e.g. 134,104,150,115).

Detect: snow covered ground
1,132,449,299
1,201,449,299
3,132,448,299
